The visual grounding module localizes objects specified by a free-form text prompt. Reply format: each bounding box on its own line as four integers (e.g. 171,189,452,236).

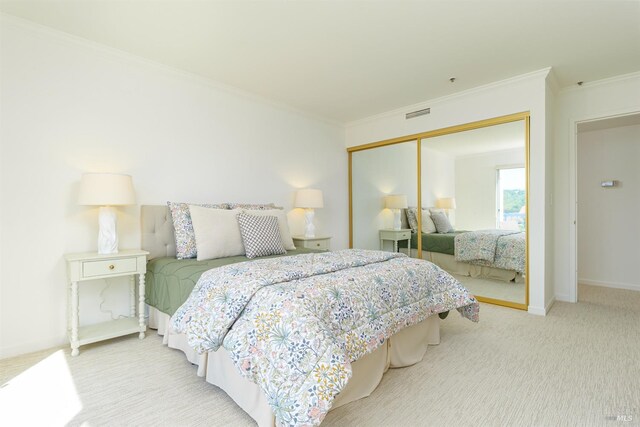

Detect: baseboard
0,337,66,360
554,293,571,302
527,305,546,316
545,296,556,313
578,278,640,292
527,295,556,315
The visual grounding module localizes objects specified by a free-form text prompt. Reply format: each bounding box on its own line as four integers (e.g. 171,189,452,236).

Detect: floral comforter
171,249,479,426
455,230,525,273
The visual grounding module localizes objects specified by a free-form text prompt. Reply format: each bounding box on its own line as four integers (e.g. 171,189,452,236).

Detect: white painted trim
527,305,546,316
528,296,555,316
559,70,640,95
1,338,66,360
568,118,578,303
555,293,571,302
345,68,551,128
545,296,556,314
0,13,342,127
578,279,640,292
545,68,561,94
569,107,640,304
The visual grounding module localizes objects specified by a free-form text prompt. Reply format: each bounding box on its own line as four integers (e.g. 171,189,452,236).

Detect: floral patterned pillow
406,208,419,232
226,203,279,210
167,202,228,259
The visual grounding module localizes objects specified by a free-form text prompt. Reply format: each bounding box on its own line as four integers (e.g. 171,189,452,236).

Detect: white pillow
189,206,245,260
243,209,295,250
421,210,437,234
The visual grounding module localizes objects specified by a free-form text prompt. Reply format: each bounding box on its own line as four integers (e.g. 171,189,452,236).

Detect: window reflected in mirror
349,113,529,310
420,118,527,308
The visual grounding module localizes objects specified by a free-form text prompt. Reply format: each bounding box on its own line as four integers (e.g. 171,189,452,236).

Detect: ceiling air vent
405,108,430,119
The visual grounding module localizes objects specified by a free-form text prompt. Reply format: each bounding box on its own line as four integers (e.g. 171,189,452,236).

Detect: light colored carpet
452,273,526,304
1,284,638,426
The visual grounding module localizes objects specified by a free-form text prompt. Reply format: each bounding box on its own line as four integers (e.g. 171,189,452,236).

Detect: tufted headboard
141,205,176,260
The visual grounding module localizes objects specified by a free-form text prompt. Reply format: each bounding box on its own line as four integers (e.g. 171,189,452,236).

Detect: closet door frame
348,111,530,310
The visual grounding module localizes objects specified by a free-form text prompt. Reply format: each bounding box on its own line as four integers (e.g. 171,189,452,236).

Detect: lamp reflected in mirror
349,113,529,310
385,194,408,230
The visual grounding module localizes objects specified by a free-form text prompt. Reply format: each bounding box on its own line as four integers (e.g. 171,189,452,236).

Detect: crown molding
0,13,343,128
558,70,640,95
545,68,561,94
346,68,551,128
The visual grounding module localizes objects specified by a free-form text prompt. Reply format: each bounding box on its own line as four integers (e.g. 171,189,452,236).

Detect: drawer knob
108,264,115,270
316,243,320,247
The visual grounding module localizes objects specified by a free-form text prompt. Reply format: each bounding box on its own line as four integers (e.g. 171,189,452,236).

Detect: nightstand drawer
396,231,411,240
293,236,331,251
305,239,329,250
83,258,138,278
379,229,412,240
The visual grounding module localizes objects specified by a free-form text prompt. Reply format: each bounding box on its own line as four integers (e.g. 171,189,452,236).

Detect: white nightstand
64,249,149,356
379,229,412,252
292,236,331,251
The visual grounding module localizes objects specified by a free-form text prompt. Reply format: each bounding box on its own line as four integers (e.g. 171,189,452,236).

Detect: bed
141,204,478,426
400,220,525,283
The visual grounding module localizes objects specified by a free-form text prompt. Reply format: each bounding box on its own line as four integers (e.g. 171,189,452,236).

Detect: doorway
574,113,640,300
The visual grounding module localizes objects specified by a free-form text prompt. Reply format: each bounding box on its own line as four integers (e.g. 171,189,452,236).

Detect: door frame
568,108,640,303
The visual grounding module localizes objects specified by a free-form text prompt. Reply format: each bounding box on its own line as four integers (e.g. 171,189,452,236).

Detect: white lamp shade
295,189,324,209
78,173,136,206
385,194,408,209
436,197,456,210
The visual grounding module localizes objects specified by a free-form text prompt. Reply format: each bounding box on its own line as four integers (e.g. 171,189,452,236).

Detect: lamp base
304,209,316,238
98,206,118,254
393,209,402,230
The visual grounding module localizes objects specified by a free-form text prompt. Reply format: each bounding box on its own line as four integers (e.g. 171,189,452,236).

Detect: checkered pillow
237,213,287,259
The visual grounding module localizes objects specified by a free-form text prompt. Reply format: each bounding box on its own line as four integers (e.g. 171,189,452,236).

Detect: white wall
351,142,418,250
421,146,455,210
0,18,347,358
577,124,640,291
346,69,551,315
455,148,524,230
553,72,640,302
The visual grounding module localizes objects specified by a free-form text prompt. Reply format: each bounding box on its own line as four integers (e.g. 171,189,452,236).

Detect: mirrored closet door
351,140,418,252
349,113,529,310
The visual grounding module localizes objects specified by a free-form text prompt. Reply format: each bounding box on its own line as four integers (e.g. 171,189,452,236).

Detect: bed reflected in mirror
419,119,528,308
348,113,529,310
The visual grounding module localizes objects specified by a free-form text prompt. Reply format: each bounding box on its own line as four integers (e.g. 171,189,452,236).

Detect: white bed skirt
148,306,441,426
422,251,524,283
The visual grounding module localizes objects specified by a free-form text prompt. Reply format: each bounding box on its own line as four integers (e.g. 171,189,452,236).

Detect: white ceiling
1,1,639,123
422,120,525,157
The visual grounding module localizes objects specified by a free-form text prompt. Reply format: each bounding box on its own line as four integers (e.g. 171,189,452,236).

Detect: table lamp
78,173,135,254
295,189,324,238
385,194,408,230
436,197,456,217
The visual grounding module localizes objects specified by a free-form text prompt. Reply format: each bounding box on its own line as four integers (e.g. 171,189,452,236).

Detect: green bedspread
399,231,468,255
145,248,321,316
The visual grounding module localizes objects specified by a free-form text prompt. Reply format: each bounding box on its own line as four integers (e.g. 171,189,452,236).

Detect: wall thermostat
601,180,617,188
